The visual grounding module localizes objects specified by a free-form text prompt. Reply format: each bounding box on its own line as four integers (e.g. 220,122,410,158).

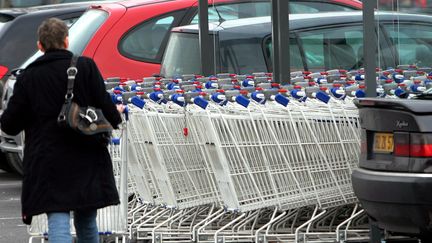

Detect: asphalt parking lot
0,169,28,242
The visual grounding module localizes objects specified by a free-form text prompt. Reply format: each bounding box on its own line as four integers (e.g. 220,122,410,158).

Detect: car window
161,32,201,77
190,1,358,24
290,1,355,13
264,36,304,72
63,17,79,28
294,25,371,71
383,23,432,67
119,14,178,62
68,9,108,55
220,37,267,74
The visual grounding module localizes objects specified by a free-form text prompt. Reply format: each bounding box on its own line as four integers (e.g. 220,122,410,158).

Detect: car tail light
394,132,410,157
410,133,432,157
0,65,8,79
394,132,432,157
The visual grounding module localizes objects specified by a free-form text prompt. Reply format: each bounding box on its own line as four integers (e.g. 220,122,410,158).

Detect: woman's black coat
0,50,122,219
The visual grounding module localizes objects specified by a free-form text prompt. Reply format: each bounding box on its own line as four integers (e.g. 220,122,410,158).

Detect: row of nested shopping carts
28,65,431,242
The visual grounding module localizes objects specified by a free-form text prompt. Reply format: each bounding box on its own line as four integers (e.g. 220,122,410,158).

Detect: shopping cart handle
330,88,345,99
111,137,121,145
211,93,224,103
394,88,407,98
393,73,405,83
355,89,366,98
193,96,208,109
123,106,129,121
354,74,365,81
149,91,164,103
205,81,218,89
315,77,328,84
171,94,186,107
275,93,289,107
130,96,145,109
251,92,266,104
235,95,250,108
316,91,330,103
167,82,180,90
242,79,254,87
291,89,306,100
111,94,123,104
130,84,142,92
410,84,426,93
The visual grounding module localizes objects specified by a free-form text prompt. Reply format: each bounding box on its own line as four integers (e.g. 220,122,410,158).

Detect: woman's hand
116,104,125,114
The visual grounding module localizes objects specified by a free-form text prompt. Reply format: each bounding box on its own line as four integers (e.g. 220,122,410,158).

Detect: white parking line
0,198,20,202
0,217,21,220
0,182,21,187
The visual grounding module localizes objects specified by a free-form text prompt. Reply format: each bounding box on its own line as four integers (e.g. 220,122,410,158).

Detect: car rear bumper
352,168,432,234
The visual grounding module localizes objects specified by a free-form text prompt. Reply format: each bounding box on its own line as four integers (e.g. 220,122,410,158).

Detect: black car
161,11,432,77
0,1,110,84
353,93,432,241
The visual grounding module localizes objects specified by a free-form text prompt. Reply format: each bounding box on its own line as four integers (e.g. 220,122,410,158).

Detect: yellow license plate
373,133,394,153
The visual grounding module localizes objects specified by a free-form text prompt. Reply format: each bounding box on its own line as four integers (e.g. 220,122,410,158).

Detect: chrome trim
355,167,432,178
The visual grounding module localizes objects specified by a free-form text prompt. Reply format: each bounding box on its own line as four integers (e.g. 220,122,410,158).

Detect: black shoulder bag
57,55,113,139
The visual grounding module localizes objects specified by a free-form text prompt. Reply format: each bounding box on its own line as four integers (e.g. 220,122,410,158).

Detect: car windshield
19,9,107,69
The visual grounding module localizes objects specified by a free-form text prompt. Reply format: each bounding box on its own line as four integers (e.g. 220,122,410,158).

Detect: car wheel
0,151,14,173
419,233,432,243
5,152,23,175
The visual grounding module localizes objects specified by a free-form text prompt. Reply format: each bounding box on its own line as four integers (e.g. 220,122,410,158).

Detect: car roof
0,1,108,21
172,11,432,35
0,1,110,14
116,0,184,8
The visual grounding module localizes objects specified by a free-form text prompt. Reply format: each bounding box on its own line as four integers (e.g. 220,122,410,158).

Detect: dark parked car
161,11,432,77
0,1,109,83
353,93,432,241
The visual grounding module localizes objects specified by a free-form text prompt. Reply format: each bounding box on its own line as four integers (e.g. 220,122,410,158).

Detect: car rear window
68,9,108,55
161,32,201,77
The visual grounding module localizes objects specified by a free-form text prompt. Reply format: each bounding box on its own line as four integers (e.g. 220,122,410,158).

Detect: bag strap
64,55,79,104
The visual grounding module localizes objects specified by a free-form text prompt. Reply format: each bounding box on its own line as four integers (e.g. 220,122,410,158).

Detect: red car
61,0,361,80
21,0,361,79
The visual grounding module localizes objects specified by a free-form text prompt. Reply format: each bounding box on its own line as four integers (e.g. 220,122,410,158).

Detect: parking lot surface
0,169,28,242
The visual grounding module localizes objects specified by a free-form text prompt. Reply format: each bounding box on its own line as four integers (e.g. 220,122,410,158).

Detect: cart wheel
5,152,23,175
419,233,432,243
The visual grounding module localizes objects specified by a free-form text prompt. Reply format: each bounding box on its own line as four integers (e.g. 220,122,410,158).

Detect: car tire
0,151,14,173
5,152,23,175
